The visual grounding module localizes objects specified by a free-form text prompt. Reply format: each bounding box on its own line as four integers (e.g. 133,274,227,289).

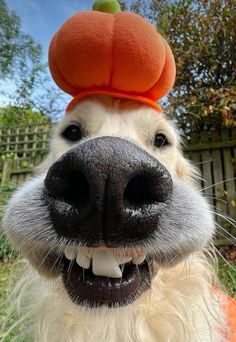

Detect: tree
0,0,41,78
0,0,42,97
0,105,49,125
0,0,66,120
127,0,236,132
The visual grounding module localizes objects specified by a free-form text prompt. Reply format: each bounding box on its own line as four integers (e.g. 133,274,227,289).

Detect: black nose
44,137,173,247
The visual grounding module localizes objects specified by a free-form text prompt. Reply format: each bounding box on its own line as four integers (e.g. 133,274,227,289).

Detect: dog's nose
44,137,173,246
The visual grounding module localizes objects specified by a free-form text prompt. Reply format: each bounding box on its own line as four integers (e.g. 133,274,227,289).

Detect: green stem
93,0,121,14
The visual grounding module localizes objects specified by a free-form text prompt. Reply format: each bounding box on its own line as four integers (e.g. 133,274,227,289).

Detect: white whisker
201,177,236,191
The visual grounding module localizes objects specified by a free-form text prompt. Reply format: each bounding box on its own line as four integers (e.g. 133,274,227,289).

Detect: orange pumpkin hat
48,0,176,113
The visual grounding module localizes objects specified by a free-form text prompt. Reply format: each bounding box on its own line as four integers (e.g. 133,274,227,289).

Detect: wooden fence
185,128,236,240
0,123,52,184
0,124,235,236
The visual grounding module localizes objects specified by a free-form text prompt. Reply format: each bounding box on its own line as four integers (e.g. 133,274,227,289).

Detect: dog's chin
62,258,153,308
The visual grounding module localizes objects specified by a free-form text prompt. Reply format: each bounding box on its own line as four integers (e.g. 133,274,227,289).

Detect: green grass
0,261,23,341
217,258,236,298
0,182,18,261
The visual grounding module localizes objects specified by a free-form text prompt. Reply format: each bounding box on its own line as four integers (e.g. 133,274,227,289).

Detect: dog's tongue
92,250,122,278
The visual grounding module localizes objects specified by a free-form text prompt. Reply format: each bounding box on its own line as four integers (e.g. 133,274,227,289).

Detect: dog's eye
154,133,169,148
62,124,82,142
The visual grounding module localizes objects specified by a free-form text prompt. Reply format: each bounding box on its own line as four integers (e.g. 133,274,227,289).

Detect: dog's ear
176,153,200,185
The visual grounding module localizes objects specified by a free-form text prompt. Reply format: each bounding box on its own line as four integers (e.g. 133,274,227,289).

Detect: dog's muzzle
44,136,173,247
43,137,173,307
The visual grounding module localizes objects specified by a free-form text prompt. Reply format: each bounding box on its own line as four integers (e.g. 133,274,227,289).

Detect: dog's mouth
61,247,154,307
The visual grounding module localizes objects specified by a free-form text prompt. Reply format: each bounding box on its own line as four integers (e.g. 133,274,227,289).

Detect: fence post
1,160,13,185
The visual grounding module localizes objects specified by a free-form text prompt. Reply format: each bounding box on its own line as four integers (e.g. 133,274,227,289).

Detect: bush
0,105,50,125
127,0,236,133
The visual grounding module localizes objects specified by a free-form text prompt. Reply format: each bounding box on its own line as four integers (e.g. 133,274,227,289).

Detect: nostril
46,170,90,209
123,175,158,209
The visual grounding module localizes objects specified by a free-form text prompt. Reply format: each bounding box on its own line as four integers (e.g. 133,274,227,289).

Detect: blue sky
6,0,94,62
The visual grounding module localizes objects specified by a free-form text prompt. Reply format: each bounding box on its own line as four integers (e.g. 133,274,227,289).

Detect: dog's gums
62,249,153,307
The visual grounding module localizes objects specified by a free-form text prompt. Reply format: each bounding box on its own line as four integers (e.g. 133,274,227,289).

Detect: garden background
0,0,235,340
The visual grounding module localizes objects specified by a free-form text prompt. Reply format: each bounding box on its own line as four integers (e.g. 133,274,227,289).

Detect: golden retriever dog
2,96,229,341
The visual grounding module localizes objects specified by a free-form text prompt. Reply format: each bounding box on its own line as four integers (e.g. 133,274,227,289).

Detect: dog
2,1,234,340
2,95,229,341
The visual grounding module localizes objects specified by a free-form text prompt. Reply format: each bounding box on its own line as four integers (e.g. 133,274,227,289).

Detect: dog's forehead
59,97,177,141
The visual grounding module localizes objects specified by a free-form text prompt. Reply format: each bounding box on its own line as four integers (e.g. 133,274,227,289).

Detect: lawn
0,260,25,342
218,257,236,298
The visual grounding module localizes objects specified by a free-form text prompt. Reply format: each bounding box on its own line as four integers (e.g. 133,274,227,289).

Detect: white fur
2,97,229,341
5,255,227,342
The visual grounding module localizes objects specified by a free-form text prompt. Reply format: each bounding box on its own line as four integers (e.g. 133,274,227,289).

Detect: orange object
223,292,236,342
48,10,176,112
213,288,236,341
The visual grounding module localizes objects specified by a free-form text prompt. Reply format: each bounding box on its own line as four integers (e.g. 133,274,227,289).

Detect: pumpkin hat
48,0,176,113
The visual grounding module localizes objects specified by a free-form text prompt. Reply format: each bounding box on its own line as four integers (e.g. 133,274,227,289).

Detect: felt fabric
213,288,236,341
48,11,176,112
145,38,176,101
224,292,236,342
66,88,163,112
93,0,121,13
